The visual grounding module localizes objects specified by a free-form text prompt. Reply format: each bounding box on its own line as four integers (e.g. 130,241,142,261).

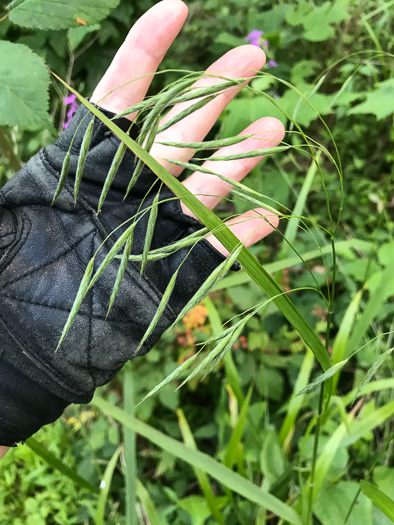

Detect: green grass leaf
96,445,122,525
360,481,394,521
92,395,303,525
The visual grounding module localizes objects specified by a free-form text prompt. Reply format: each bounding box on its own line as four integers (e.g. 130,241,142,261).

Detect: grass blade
136,479,165,525
25,437,99,495
96,445,122,525
177,409,226,525
124,364,137,525
92,395,303,525
360,481,394,521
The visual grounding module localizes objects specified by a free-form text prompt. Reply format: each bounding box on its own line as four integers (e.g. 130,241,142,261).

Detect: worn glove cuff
0,358,69,447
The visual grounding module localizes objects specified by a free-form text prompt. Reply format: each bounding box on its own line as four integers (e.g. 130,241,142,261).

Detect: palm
91,0,284,256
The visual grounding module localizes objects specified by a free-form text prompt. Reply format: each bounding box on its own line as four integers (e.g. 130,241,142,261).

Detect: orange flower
182,303,208,330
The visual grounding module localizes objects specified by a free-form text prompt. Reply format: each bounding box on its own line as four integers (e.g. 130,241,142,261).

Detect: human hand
0,0,284,448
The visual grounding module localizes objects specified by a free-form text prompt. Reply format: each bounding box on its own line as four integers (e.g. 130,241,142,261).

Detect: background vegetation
0,0,393,524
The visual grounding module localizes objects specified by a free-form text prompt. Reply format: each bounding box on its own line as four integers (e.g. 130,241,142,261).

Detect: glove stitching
40,150,175,319
0,210,31,276
0,311,84,396
1,227,95,289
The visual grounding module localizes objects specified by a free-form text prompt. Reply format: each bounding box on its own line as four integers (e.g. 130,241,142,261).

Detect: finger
90,0,188,120
181,117,285,217
149,45,266,174
206,208,280,257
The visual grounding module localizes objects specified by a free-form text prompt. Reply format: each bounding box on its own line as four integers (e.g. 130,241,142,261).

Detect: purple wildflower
63,93,79,129
263,39,269,49
268,59,278,68
245,29,263,47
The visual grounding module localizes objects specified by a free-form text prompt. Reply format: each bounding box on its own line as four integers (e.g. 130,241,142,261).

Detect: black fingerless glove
0,105,239,446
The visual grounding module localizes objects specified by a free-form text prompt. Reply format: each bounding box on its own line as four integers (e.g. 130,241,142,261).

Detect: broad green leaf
68,23,100,50
92,395,303,525
0,41,49,129
9,0,121,30
360,481,394,522
348,79,394,120
261,427,289,487
313,481,372,525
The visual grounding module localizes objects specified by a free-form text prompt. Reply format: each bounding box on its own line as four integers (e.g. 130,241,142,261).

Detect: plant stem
124,364,137,525
0,127,21,172
306,382,325,523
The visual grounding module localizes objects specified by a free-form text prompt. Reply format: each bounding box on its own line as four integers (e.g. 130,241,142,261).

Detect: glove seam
0,210,31,276
0,311,85,397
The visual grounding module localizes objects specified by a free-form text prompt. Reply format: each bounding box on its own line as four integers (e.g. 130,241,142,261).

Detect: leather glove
0,105,239,446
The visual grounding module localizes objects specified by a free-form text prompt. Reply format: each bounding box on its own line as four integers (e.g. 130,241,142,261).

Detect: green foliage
0,41,49,129
0,0,393,523
9,0,122,30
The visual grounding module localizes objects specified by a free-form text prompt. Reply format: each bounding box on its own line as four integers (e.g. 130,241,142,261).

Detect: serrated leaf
10,0,121,30
0,41,49,130
348,79,394,120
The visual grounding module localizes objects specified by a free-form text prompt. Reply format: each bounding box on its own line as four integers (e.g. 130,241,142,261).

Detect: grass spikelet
157,95,216,133
52,150,71,205
157,134,254,150
74,117,94,203
56,257,95,349
136,266,181,353
170,243,243,329
140,190,160,276
107,231,134,316
97,141,127,213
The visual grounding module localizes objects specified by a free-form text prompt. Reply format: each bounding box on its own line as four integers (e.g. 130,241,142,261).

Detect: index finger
91,0,188,120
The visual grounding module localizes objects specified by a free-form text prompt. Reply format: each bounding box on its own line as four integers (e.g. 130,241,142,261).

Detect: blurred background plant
0,0,393,524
